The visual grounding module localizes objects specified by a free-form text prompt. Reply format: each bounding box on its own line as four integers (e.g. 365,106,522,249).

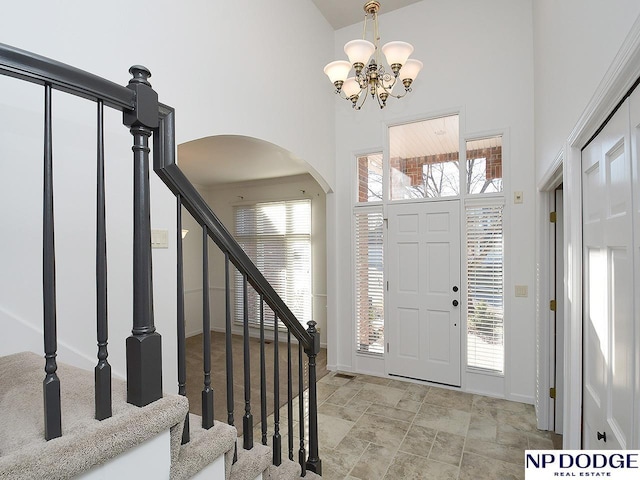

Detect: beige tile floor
258,371,559,480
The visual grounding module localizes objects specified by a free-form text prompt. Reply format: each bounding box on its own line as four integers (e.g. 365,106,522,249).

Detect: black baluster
224,254,237,463
272,313,281,466
242,275,253,449
260,297,267,446
124,66,162,407
176,196,189,444
42,83,61,440
201,227,214,429
287,331,294,461
305,321,322,475
298,343,306,476
95,99,112,421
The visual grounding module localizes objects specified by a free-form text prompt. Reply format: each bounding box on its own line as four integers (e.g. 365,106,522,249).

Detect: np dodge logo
525,450,640,479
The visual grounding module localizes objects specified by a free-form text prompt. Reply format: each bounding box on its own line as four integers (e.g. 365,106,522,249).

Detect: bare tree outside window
466,136,503,194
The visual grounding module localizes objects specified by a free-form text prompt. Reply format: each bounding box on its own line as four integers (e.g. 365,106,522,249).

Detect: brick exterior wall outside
469,146,502,181
357,156,369,203
391,146,502,187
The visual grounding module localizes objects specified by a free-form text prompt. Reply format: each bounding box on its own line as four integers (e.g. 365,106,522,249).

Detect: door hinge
386,343,389,353
550,211,557,223
550,387,556,399
386,281,389,291
550,300,557,311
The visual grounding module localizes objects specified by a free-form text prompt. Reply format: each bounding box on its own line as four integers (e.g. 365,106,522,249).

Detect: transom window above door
389,114,460,200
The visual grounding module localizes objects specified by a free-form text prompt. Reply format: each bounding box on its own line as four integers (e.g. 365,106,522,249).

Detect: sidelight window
354,209,384,355
466,202,504,373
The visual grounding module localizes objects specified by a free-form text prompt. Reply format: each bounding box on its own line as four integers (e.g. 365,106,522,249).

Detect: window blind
234,199,311,327
354,210,384,355
466,204,504,373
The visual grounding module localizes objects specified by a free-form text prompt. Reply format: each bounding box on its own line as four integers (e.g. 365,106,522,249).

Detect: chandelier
323,1,423,110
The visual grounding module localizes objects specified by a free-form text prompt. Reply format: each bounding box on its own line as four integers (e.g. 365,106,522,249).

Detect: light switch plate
151,229,169,249
515,285,528,297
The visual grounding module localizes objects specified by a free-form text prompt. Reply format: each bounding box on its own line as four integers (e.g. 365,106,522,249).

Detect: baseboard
335,364,354,373
507,393,535,405
186,329,203,338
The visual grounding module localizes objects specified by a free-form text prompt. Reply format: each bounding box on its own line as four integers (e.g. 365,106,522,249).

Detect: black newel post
305,321,322,475
123,66,162,407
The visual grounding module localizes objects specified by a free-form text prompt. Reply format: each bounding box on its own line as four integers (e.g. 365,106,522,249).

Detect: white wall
329,0,536,402
182,174,327,345
0,0,334,394
533,0,640,182
533,0,640,444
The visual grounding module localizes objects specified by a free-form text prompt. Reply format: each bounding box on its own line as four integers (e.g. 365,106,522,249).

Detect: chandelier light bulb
399,59,424,87
344,40,375,70
324,60,351,89
381,41,414,74
342,77,361,99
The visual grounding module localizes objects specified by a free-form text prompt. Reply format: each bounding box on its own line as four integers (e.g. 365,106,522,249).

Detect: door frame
536,155,563,433
540,18,640,449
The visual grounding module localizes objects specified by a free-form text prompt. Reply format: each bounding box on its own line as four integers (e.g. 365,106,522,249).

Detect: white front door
386,200,461,386
582,98,634,449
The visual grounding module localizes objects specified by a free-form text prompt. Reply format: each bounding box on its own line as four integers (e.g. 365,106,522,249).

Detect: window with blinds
234,199,311,327
466,203,504,374
354,210,384,355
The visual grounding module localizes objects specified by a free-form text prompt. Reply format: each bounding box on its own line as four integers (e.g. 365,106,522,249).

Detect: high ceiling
312,0,423,30
178,1,427,188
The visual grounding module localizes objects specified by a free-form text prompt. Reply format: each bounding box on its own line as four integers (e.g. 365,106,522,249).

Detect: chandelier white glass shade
323,1,423,110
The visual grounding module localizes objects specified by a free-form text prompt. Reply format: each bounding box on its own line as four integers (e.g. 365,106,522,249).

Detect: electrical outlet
514,191,524,204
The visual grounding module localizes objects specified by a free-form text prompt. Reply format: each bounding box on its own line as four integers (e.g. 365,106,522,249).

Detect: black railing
0,42,322,475
153,89,322,476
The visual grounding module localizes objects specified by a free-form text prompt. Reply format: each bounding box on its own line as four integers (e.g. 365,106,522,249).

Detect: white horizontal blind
354,210,384,355
466,204,504,373
234,199,311,327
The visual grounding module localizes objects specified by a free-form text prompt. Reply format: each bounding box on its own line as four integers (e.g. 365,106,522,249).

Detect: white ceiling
178,136,309,188
312,0,423,30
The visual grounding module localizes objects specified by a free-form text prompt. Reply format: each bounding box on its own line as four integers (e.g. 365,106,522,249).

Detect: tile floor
259,371,559,480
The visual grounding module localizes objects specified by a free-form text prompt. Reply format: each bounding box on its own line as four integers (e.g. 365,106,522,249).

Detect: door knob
597,431,607,442
452,286,459,292
452,300,459,307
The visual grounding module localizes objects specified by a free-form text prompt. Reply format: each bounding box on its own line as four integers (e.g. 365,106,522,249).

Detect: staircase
0,43,322,479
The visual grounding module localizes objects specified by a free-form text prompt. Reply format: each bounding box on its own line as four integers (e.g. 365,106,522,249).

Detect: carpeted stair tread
170,413,237,480
0,351,188,479
265,457,321,480
228,438,272,480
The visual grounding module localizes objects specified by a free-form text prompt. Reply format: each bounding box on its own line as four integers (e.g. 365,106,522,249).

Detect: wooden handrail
0,43,135,110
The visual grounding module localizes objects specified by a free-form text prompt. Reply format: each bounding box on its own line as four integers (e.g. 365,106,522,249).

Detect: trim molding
567,15,640,149
562,14,640,449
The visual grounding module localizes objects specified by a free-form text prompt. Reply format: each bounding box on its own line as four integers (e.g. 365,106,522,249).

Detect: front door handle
452,300,459,307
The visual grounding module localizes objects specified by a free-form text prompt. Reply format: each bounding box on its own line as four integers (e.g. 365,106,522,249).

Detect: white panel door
386,200,461,386
582,99,634,449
